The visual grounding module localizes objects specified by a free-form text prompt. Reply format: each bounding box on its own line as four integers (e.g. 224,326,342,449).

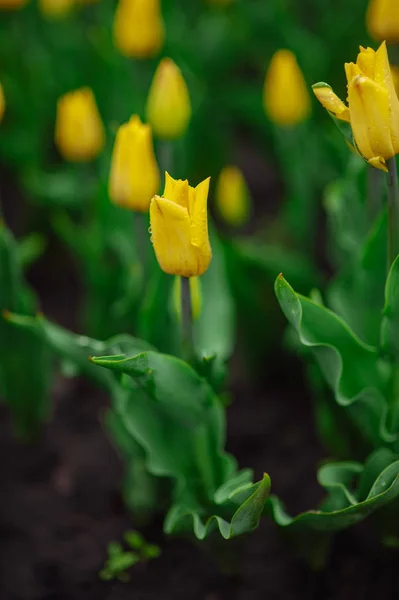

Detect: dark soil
2,171,399,600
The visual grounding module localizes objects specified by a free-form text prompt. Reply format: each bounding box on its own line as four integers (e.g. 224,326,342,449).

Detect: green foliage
99,531,161,582
91,351,270,539
0,223,52,438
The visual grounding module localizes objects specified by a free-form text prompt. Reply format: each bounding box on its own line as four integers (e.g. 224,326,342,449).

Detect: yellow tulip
146,58,191,140
55,87,105,162
0,0,28,9
0,84,5,124
113,0,164,59
313,42,399,171
367,0,399,43
391,65,399,98
263,49,311,126
150,173,212,277
215,165,251,227
109,116,160,212
39,0,75,18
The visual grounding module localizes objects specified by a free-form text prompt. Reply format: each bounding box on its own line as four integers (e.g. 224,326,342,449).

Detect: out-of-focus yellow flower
55,87,105,162
367,0,399,43
150,173,212,277
0,0,28,9
146,58,191,140
39,0,75,18
0,84,5,124
109,115,160,212
313,42,399,172
113,0,164,59
172,276,202,321
263,49,311,126
215,165,251,227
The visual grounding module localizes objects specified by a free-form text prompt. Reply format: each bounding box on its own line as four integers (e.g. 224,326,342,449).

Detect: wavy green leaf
381,253,399,361
275,274,392,447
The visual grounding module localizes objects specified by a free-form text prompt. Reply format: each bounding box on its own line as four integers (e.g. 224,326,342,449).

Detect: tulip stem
386,157,399,271
181,276,194,359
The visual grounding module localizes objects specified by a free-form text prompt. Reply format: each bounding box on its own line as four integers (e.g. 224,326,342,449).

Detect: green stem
134,211,148,282
158,141,174,175
366,167,383,225
386,157,399,271
181,276,194,359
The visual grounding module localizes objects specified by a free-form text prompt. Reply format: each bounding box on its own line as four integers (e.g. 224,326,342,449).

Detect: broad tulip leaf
91,351,270,539
275,274,392,447
5,312,154,393
327,210,387,346
0,224,52,438
268,449,399,535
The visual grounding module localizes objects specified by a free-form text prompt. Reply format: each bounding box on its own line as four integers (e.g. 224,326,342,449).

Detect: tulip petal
164,172,190,209
348,75,394,160
191,178,211,249
312,84,350,122
356,46,376,78
150,196,202,277
374,41,399,153
345,62,362,85
368,156,388,171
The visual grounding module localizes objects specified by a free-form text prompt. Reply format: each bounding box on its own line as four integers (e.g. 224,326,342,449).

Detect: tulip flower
146,58,191,140
215,166,251,227
109,116,160,212
150,173,212,277
263,49,311,126
55,88,105,162
39,0,75,18
0,0,28,9
367,0,399,43
0,84,5,124
113,0,164,59
313,42,399,171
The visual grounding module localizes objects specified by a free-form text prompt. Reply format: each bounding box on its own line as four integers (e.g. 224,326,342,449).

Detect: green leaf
381,253,399,361
0,224,52,438
193,229,235,362
268,451,399,535
275,274,392,447
5,312,154,393
91,351,270,539
327,210,387,346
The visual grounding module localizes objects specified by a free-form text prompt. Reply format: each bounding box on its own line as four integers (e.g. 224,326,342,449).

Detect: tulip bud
113,0,164,59
263,49,311,126
55,88,105,162
150,172,212,277
313,42,399,171
0,0,28,9
39,0,75,18
172,276,202,322
367,0,399,43
109,115,160,212
0,84,5,124
146,58,191,140
215,166,251,227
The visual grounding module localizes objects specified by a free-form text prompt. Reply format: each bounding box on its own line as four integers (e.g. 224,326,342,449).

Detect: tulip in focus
313,42,399,171
55,88,105,162
215,166,251,227
109,115,160,212
0,84,5,124
113,0,164,59
150,173,212,277
0,0,28,9
367,0,399,43
39,0,75,18
263,49,311,126
146,58,191,140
